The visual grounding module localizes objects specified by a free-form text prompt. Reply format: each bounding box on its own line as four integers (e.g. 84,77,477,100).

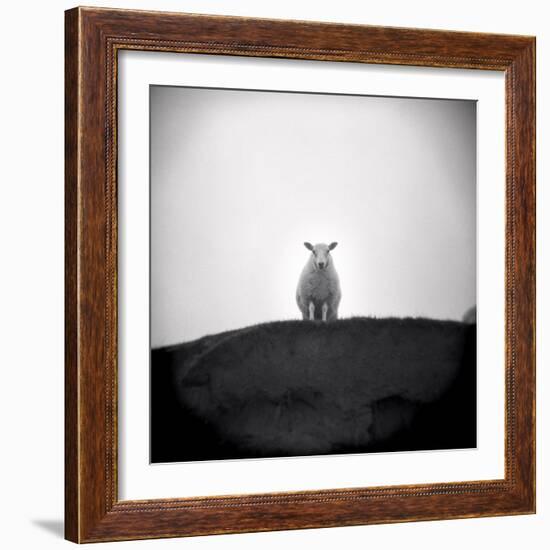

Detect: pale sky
150,86,476,346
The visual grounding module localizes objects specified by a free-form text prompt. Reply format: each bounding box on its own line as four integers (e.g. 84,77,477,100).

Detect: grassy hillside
151,317,476,462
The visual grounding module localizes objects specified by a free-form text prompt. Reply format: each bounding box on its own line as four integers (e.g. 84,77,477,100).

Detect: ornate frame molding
65,7,535,542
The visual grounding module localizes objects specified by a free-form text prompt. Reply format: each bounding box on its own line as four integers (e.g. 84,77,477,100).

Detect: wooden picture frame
65,6,536,543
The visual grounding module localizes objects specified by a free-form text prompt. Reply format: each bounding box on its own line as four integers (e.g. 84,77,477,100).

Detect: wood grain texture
64,7,79,543
64,6,536,543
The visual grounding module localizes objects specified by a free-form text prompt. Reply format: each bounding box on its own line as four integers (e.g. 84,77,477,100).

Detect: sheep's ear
304,242,314,251
329,242,338,250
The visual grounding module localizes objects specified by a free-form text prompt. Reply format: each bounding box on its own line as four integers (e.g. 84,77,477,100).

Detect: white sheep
296,242,342,321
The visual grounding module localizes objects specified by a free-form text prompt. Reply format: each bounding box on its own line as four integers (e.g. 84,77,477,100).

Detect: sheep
296,242,342,321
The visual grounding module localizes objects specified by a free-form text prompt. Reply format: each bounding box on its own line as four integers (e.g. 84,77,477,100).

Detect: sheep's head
304,242,338,270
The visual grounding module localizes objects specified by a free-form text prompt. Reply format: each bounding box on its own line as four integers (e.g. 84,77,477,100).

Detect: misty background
150,86,476,347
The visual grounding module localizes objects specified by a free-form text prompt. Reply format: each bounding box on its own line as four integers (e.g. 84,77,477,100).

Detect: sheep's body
296,243,341,321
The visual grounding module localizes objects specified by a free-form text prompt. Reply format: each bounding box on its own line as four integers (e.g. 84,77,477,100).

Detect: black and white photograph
150,85,477,463
3,0,542,546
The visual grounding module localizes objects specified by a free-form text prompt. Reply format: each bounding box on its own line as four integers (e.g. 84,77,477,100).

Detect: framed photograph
65,7,536,543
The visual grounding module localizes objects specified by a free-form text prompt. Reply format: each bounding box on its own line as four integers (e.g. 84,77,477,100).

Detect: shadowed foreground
151,317,476,462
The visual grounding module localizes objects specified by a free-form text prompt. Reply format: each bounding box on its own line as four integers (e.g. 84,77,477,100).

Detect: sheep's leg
308,302,315,320
322,303,328,322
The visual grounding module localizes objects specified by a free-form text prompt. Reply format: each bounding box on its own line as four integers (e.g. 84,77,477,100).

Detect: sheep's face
304,242,338,271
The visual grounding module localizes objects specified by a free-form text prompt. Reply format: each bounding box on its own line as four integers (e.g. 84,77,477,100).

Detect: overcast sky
150,86,476,346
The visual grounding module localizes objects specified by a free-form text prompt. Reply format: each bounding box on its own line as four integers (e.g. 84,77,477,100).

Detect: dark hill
151,317,476,462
